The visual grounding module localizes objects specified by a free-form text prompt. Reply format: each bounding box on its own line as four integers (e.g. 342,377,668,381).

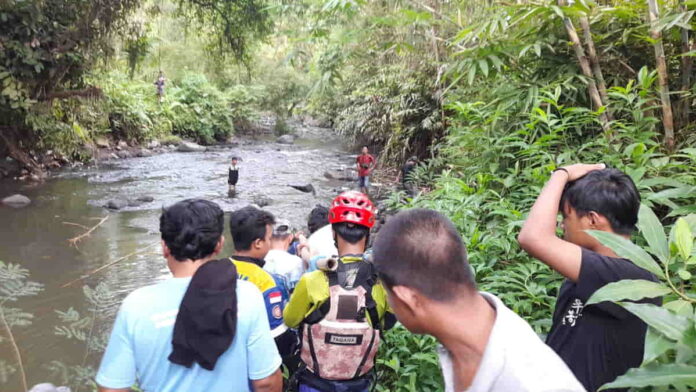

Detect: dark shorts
358,176,370,188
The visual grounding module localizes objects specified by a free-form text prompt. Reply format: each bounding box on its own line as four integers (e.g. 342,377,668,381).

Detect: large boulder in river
277,134,295,144
289,184,316,196
104,198,129,210
2,194,31,208
178,141,207,152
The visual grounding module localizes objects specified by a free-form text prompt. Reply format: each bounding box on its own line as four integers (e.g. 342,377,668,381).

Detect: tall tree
647,0,675,149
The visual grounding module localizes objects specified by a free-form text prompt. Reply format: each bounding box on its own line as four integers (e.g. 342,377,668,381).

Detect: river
0,124,355,389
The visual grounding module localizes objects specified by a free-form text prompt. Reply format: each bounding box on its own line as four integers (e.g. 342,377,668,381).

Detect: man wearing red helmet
284,191,395,392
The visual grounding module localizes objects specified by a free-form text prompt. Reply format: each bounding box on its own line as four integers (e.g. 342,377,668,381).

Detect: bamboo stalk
677,0,693,130
61,242,160,288
579,16,612,120
647,0,676,149
559,3,610,131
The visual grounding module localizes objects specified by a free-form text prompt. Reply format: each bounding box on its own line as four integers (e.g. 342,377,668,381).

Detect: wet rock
110,153,120,160
104,198,129,210
178,141,207,152
116,150,132,159
277,134,295,144
2,194,31,208
29,383,71,392
137,148,153,158
117,140,128,149
289,184,316,196
95,137,110,149
147,140,161,149
136,195,154,202
252,194,272,207
323,171,335,180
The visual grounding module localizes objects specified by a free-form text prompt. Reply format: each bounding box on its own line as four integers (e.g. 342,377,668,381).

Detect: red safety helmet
328,191,376,228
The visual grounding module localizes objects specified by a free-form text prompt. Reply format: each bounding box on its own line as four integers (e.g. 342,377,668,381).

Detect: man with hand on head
96,199,281,392
373,208,585,392
518,164,660,391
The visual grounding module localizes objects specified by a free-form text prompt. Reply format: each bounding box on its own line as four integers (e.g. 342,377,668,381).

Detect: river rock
136,195,154,203
116,150,132,159
289,184,316,196
29,383,71,392
252,194,272,207
104,198,129,210
277,134,295,144
117,140,128,149
95,137,110,149
2,194,31,208
178,141,207,152
110,153,120,160
147,140,161,149
136,148,153,157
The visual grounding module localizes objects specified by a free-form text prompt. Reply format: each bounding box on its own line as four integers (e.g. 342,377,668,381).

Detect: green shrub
375,325,444,392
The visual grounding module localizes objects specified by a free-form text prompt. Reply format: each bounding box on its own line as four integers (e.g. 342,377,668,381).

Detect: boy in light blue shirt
96,199,282,392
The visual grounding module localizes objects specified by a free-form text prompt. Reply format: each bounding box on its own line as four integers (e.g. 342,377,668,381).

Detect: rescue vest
300,258,381,381
229,257,289,338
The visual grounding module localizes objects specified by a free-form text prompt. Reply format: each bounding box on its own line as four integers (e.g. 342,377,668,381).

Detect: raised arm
517,163,605,281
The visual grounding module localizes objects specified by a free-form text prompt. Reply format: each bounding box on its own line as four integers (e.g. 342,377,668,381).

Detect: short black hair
333,222,369,244
229,206,275,250
308,205,329,234
160,199,224,261
561,168,640,235
372,209,475,302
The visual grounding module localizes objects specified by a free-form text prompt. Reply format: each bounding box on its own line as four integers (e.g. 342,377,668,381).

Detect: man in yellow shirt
284,191,395,392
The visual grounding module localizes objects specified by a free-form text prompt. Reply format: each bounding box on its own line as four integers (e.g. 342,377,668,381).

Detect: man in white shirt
372,208,585,392
264,220,304,291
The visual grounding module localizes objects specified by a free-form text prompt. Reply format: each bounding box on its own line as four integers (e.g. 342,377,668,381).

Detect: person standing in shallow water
228,156,239,197
154,71,165,103
356,145,376,194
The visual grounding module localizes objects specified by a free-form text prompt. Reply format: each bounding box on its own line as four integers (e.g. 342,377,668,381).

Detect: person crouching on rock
228,157,239,197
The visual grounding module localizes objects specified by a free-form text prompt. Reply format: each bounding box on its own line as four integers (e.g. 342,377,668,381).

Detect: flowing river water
0,125,357,388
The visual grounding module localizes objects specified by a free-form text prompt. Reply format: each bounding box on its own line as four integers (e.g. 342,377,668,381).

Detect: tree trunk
648,0,676,149
559,4,610,131
677,0,694,131
579,16,612,120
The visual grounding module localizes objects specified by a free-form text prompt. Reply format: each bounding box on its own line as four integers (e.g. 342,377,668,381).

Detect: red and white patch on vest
269,291,282,304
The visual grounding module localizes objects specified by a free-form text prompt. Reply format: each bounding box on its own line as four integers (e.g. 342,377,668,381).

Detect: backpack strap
361,262,381,331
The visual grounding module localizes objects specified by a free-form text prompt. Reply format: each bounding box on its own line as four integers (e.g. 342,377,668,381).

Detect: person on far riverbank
356,145,376,194
96,199,282,392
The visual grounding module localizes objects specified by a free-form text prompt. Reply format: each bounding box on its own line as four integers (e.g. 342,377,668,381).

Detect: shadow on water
0,126,356,386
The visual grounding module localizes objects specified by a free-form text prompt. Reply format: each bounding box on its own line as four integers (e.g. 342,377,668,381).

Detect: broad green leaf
674,218,693,261
638,204,669,263
600,364,696,389
587,280,671,305
642,328,672,365
621,302,690,341
664,300,694,317
478,59,489,77
678,269,692,280
587,230,665,278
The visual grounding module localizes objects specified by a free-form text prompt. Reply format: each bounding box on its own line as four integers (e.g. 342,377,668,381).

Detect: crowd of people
94,162,658,392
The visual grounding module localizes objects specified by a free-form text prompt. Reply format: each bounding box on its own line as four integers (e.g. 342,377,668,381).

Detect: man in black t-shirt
228,157,239,197
518,164,660,392
396,156,418,196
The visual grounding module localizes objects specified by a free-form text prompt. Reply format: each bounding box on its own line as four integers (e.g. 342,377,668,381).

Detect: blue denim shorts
358,176,370,188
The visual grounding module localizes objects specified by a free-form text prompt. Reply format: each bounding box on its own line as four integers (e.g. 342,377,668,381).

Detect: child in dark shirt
518,164,660,392
228,157,239,197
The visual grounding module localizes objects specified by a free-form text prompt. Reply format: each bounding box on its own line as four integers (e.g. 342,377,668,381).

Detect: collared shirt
439,292,585,392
